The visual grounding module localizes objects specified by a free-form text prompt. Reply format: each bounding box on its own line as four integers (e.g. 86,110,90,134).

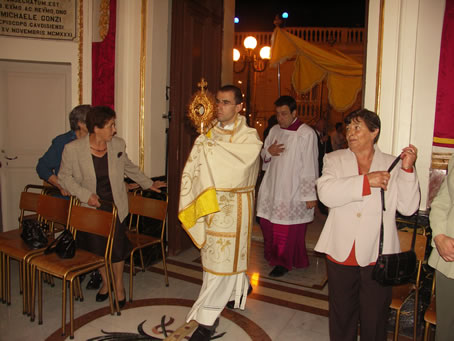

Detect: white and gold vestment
178,114,262,325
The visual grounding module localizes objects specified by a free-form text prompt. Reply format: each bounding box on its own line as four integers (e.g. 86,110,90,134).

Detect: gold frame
375,0,385,114
139,0,147,171
78,0,84,104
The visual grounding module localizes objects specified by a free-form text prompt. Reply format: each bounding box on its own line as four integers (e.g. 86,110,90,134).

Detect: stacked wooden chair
0,185,70,314
423,273,436,341
389,229,428,341
126,190,169,302
29,200,119,339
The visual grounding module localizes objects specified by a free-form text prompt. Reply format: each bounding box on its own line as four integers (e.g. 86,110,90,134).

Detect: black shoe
269,265,288,278
86,270,102,290
96,291,109,302
226,284,253,309
189,319,219,341
118,299,126,309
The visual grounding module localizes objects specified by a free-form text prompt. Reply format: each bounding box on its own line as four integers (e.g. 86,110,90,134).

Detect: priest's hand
306,200,317,209
268,140,285,156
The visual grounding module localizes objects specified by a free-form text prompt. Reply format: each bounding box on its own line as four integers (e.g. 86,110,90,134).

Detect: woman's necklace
90,145,107,153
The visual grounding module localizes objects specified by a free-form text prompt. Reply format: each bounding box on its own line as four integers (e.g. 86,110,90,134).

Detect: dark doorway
167,0,224,256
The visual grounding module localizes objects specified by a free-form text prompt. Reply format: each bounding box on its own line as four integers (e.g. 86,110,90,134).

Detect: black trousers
326,259,391,341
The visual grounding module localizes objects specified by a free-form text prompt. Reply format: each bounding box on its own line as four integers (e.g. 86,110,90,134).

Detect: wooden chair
126,190,169,302
390,229,427,341
423,273,436,341
0,184,69,313
29,202,118,339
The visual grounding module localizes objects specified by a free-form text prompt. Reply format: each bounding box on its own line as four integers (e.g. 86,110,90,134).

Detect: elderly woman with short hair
315,109,420,341
58,105,165,309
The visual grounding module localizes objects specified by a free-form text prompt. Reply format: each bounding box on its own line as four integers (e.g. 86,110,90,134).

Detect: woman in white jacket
315,109,420,341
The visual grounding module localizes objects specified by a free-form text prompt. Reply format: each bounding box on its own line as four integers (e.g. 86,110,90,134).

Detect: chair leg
30,265,36,322
414,289,419,341
62,276,67,336
394,308,401,341
38,270,43,325
161,241,169,287
129,252,134,303
139,249,145,272
6,255,11,305
69,278,74,339
423,321,429,341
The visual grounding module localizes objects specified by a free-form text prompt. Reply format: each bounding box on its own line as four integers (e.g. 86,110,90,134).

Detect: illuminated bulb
238,80,243,84
260,46,271,60
233,48,241,62
234,17,239,24
282,12,289,19
243,36,257,49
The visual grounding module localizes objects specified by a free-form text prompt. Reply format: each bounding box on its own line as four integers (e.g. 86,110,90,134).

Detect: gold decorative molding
431,152,452,170
375,0,385,114
78,0,84,104
188,78,216,134
99,0,110,41
139,0,147,171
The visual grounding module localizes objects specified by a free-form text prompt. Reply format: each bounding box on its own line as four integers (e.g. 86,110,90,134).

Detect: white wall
115,0,170,178
365,0,446,209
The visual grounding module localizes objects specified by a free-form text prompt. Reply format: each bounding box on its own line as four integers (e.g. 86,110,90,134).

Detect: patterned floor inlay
45,298,271,341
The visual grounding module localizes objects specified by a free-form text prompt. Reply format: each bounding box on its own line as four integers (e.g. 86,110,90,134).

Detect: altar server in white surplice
256,95,318,278
178,85,262,341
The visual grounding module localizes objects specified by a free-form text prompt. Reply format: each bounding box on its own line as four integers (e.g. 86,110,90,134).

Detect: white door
0,60,71,231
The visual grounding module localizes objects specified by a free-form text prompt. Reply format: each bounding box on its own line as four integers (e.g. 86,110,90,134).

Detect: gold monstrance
188,78,216,134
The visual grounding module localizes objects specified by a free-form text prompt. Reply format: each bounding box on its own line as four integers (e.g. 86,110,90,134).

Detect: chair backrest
69,205,116,239
128,191,167,239
18,184,48,226
128,192,167,221
398,230,427,261
36,194,72,228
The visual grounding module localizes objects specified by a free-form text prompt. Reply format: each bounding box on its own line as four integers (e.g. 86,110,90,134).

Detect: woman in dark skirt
58,106,165,308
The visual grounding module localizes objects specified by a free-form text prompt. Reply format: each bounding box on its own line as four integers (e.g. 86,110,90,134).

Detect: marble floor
0,213,331,341
0,211,416,340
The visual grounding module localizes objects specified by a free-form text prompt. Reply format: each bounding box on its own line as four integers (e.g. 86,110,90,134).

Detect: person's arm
122,150,166,192
317,153,365,208
36,139,62,182
430,158,454,262
58,144,93,204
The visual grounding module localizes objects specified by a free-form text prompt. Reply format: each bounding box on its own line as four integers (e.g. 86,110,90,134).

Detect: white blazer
314,146,420,266
58,136,154,221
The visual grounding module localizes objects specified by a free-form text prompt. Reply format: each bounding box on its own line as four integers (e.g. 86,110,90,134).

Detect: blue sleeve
36,132,74,181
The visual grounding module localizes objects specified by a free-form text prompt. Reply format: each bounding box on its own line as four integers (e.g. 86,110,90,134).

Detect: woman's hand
366,171,391,190
434,234,454,262
88,193,101,207
401,144,417,170
150,180,167,193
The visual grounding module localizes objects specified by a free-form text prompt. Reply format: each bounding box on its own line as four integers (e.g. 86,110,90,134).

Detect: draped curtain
433,0,454,148
270,27,363,112
92,0,116,109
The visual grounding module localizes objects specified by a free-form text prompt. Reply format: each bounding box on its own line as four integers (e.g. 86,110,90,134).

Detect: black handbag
20,220,48,249
44,229,76,259
372,156,417,286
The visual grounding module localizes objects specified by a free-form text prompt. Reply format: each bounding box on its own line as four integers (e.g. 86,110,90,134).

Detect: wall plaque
0,0,77,40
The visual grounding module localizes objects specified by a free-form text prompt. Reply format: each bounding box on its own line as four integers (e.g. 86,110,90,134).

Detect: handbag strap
378,155,417,256
44,229,69,254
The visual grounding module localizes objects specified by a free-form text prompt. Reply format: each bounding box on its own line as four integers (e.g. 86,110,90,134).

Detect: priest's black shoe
189,318,219,341
269,265,288,277
226,284,253,309
96,291,109,302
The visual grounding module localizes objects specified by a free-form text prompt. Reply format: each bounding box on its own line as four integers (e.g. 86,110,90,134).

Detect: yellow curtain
270,27,363,112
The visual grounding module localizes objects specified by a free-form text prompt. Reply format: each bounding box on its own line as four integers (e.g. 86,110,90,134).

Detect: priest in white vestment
256,95,318,278
179,85,262,340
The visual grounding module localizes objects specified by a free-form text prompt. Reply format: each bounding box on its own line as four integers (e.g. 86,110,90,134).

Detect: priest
257,95,318,277
179,85,262,341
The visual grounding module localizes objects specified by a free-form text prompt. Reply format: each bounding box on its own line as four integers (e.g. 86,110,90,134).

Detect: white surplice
257,122,318,224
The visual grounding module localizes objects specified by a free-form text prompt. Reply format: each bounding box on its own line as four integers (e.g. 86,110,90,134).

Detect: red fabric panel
92,0,116,109
433,0,454,148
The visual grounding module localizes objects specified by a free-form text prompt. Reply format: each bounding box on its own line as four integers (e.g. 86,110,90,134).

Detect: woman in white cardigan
315,109,420,341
